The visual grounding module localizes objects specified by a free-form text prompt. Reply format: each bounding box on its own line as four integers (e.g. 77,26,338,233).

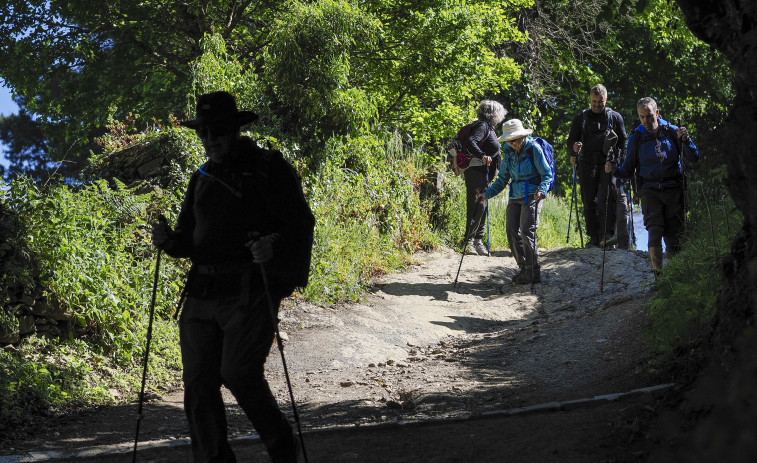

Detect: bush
0,176,184,430
304,132,439,302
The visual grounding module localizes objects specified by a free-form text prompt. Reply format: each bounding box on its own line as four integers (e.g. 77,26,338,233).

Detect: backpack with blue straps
529,137,556,192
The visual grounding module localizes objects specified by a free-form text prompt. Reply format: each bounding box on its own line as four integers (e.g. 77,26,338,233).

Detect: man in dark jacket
152,91,313,463
606,97,699,273
566,84,628,247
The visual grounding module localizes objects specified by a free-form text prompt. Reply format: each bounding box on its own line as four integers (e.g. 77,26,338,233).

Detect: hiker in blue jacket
605,97,699,274
476,119,553,284
463,100,507,256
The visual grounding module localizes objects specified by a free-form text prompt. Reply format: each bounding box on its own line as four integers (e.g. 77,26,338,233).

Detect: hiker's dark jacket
465,120,501,178
615,117,699,190
465,120,500,159
566,108,627,162
164,136,314,296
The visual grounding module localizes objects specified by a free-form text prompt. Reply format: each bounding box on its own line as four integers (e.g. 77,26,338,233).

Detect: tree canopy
0,0,733,180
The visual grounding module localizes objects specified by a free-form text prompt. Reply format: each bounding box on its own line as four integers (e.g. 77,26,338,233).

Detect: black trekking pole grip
249,232,310,463
133,220,164,462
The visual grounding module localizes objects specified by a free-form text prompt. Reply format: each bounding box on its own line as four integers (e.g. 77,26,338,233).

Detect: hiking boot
513,266,541,284
600,235,617,248
511,267,526,282
464,240,477,255
585,238,600,248
473,239,489,256
648,246,663,278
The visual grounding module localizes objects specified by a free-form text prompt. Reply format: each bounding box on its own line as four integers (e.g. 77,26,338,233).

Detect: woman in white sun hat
476,119,553,284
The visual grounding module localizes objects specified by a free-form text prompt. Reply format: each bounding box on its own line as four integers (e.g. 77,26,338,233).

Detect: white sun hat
498,119,533,143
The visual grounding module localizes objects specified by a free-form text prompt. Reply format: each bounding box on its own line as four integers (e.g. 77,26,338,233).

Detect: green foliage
0,332,181,430
262,0,527,144
0,175,184,427
264,0,380,140
89,121,206,197
0,0,286,166
190,34,262,116
304,131,438,302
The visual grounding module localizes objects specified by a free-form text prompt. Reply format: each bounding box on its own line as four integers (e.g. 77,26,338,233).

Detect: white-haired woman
477,119,553,284
463,100,507,255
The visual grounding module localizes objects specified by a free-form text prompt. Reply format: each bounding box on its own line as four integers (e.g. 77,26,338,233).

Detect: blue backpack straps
528,137,556,192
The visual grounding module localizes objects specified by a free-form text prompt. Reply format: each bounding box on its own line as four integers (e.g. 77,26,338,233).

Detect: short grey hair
590,84,607,98
637,97,658,112
477,100,507,126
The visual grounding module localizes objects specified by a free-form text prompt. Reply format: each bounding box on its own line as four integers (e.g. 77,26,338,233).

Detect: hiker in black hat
152,91,313,463
566,84,628,248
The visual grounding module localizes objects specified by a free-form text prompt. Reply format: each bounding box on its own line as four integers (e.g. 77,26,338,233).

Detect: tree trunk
657,2,757,461
676,0,757,246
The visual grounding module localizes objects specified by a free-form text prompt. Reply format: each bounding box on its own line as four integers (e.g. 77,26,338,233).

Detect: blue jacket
485,136,553,199
616,117,699,189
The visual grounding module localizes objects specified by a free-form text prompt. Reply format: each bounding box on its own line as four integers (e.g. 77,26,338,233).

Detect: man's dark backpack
208,138,313,297
446,120,493,176
253,145,315,296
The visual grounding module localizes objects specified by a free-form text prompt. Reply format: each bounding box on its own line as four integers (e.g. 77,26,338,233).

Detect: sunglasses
197,124,235,139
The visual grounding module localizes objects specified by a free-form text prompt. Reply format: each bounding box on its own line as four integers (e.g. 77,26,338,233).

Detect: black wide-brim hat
180,91,258,130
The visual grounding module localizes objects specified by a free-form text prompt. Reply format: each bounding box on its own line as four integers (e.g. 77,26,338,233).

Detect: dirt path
2,246,666,462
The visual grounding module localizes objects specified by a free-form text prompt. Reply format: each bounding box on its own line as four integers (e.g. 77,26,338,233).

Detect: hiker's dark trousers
616,182,631,249
640,185,685,255
506,194,542,272
464,165,489,241
578,154,616,243
180,292,293,463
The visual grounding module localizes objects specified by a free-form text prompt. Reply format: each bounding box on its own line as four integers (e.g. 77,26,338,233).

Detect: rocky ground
1,245,678,462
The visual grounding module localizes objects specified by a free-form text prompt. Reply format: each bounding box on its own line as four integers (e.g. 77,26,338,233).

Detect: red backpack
446,120,493,176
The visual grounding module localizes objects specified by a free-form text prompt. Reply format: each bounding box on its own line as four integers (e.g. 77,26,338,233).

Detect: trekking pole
567,164,577,244
677,118,689,220
531,194,541,295
485,170,491,256
628,185,636,248
253,234,310,463
453,191,486,287
600,163,612,294
573,153,585,247
133,216,165,463
574,179,584,247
